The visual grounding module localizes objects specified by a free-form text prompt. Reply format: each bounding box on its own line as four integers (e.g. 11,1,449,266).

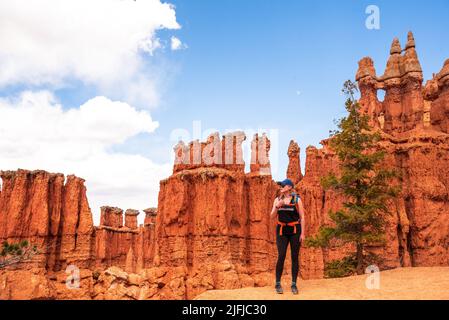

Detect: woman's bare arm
297,197,306,240
270,197,280,217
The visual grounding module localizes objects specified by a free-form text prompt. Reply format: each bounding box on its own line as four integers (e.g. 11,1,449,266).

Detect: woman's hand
270,198,280,217
275,197,284,209
300,233,305,243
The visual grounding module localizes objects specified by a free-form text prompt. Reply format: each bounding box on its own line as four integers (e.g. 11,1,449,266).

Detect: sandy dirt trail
196,267,449,300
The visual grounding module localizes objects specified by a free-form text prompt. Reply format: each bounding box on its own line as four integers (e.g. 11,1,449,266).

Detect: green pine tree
0,240,38,269
306,80,399,276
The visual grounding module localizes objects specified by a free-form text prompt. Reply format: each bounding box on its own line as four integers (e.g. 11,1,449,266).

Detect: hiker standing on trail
270,178,305,295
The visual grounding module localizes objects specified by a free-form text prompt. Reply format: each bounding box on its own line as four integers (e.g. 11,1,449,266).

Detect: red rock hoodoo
0,32,448,299
286,140,303,184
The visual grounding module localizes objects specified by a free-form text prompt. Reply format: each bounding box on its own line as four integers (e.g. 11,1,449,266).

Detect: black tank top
277,194,300,223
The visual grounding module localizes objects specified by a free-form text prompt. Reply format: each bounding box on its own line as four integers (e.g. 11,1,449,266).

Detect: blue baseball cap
277,178,294,188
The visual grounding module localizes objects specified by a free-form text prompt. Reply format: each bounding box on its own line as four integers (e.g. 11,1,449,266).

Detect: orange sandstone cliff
0,170,163,299
156,132,279,298
0,32,448,299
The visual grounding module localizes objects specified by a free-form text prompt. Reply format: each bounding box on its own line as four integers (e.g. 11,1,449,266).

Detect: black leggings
276,224,301,283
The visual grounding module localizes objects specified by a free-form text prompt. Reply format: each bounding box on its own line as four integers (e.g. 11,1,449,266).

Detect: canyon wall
0,170,94,271
0,170,158,273
156,132,279,298
0,170,162,299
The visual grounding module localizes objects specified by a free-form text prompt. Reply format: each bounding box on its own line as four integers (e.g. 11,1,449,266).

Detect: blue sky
1,0,448,221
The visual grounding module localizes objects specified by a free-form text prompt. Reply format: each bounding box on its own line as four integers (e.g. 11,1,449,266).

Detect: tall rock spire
403,31,423,76
356,57,383,127
436,58,449,84
390,37,402,54
405,31,416,49
286,140,302,184
382,38,402,81
356,56,377,82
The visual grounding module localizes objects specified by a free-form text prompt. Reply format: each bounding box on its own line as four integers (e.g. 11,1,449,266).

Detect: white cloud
170,36,187,51
0,0,181,108
0,91,172,224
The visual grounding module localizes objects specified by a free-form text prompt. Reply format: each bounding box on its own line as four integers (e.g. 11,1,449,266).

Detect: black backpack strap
290,192,299,204
292,193,301,204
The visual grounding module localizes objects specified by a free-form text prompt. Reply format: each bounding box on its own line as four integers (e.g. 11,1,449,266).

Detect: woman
270,178,306,295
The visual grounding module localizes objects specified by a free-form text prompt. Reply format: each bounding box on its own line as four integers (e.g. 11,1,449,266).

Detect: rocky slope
196,267,449,300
